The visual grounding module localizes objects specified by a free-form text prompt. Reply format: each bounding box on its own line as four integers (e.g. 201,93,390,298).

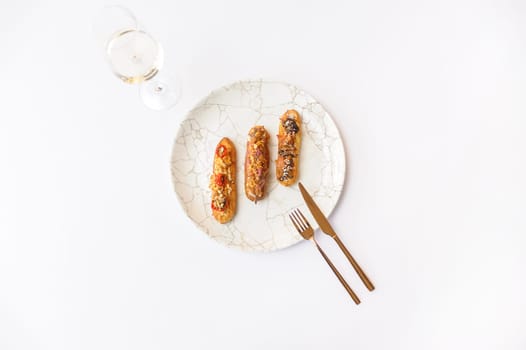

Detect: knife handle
333,235,375,291
312,239,361,304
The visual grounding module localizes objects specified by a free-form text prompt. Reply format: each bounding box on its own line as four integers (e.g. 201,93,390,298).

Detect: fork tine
289,214,302,234
296,209,311,228
290,211,303,231
291,210,306,231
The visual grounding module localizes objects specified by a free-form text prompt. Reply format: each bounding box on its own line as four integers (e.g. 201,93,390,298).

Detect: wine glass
92,5,181,110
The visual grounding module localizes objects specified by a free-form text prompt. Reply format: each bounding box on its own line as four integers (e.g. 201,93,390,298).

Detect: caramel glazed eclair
245,126,270,203
276,109,301,186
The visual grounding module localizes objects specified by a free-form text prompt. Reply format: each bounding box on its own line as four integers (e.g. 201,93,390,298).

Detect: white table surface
1,1,525,349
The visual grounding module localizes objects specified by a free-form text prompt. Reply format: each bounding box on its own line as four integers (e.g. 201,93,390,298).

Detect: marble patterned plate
171,80,345,252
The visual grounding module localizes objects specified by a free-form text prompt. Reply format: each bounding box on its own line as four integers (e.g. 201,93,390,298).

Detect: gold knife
298,182,375,291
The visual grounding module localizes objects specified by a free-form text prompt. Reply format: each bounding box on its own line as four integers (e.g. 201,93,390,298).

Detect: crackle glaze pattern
171,80,345,252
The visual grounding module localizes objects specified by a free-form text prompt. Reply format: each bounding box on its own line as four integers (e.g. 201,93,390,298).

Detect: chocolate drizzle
283,118,299,134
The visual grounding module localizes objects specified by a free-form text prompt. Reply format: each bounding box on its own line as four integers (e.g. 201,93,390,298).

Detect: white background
1,0,525,349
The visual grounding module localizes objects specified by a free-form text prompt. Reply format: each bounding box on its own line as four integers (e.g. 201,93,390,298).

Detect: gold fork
289,209,361,304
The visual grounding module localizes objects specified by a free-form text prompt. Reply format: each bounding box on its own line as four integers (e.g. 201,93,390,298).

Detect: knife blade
298,182,337,238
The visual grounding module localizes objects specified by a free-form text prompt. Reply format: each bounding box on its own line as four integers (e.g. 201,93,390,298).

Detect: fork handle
333,235,375,291
312,240,361,305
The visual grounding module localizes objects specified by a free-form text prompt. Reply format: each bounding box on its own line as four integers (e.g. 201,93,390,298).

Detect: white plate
171,80,345,252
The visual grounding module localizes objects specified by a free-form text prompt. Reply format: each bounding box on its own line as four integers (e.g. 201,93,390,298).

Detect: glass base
139,73,182,111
